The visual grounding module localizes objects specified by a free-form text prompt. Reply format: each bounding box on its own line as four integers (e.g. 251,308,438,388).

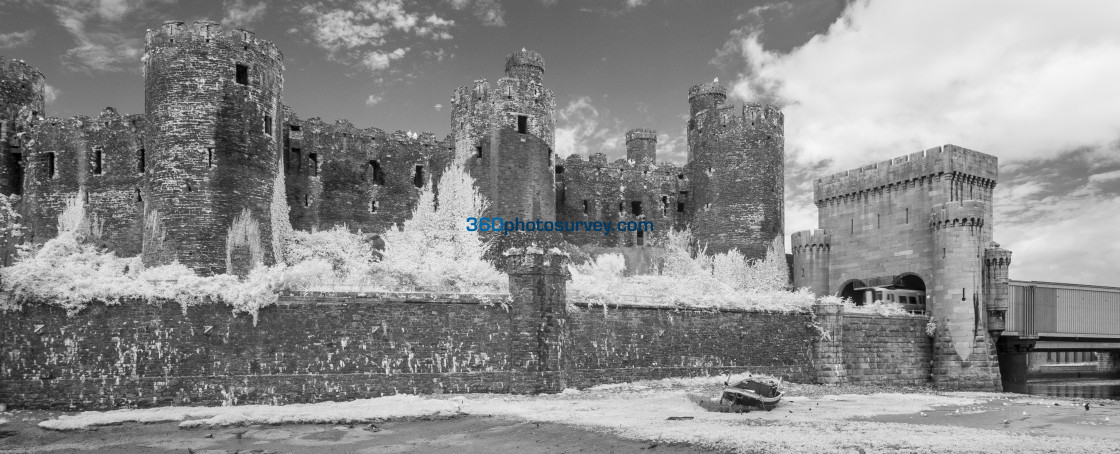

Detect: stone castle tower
792,145,1006,390
452,49,556,222
684,80,785,258
142,21,285,274
0,58,44,196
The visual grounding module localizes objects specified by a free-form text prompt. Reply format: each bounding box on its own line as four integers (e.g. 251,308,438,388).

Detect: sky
2,0,1119,286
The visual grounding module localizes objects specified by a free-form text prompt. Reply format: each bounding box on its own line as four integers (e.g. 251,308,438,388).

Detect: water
1026,378,1120,400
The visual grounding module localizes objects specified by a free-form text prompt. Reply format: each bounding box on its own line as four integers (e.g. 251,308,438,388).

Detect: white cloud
722,0,1120,284
555,97,617,159
48,0,146,72
445,0,505,27
0,30,35,48
300,0,453,74
433,103,444,111
362,47,408,72
365,94,384,105
222,0,266,28
43,84,61,104
624,0,649,9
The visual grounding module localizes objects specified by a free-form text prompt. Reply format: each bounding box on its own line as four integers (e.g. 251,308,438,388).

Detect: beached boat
720,378,783,411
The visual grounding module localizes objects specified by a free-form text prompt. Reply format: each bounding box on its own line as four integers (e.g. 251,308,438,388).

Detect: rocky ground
2,376,1117,453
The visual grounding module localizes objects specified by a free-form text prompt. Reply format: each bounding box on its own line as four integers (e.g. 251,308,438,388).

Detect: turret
983,242,1012,336
685,78,785,259
792,229,831,297
0,57,45,195
687,79,726,118
625,128,657,166
142,20,285,275
504,49,545,85
929,200,1001,391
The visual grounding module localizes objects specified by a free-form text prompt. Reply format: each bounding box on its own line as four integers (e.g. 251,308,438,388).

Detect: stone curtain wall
566,304,816,386
2,252,945,410
841,313,932,385
811,303,935,386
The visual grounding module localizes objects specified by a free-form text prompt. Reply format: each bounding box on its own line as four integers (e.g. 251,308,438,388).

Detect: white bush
568,228,808,312
377,161,506,292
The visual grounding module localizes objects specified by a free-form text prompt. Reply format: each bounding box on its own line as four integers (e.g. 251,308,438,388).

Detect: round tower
0,57,45,195
685,77,784,259
625,128,657,166
791,229,830,297
687,80,726,118
143,20,284,275
504,49,545,85
453,50,556,222
983,242,1012,335
929,200,1001,391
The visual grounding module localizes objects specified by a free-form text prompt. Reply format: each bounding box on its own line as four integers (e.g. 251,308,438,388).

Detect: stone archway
837,279,867,305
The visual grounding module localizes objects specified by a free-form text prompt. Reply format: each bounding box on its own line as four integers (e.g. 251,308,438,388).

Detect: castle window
304,194,310,207
637,229,645,246
877,213,881,229
677,191,687,212
207,148,214,168
678,173,684,180
92,146,103,175
631,201,643,216
369,160,385,185
905,208,909,224
476,145,483,158
264,116,273,136
517,115,528,134
661,195,669,215
289,148,301,174
583,200,589,214
370,200,378,213
138,148,145,174
851,218,854,234
308,153,318,176
12,154,23,195
46,152,55,178
289,125,301,132
413,165,424,188
235,64,249,85
134,188,143,203
555,165,564,174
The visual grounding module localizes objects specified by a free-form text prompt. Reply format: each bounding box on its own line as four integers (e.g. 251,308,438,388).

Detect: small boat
720,377,783,411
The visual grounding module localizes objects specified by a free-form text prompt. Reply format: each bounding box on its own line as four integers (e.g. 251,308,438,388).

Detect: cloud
624,0,649,9
720,0,1120,284
222,0,266,28
0,30,35,48
445,0,505,26
362,47,408,71
365,94,384,105
300,0,454,74
43,84,61,104
47,0,147,72
555,97,618,159
433,103,444,111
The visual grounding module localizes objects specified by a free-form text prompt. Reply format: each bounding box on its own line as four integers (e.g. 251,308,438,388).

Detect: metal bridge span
997,280,1120,392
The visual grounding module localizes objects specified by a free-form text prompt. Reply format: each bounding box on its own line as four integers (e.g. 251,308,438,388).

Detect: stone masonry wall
565,304,816,386
841,313,932,385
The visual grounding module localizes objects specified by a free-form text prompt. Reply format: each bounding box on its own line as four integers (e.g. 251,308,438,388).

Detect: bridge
997,280,1120,392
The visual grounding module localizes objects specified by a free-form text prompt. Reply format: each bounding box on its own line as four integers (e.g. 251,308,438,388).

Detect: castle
0,20,1026,396
791,146,1012,390
0,20,786,274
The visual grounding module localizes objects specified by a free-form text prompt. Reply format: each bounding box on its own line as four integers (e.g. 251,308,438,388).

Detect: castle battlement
791,229,831,250
692,103,784,131
929,200,986,230
144,20,282,62
625,128,657,144
0,57,44,84
688,80,726,101
814,144,997,203
504,49,545,79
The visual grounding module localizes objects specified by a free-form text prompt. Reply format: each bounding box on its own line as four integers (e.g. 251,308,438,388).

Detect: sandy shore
3,377,1118,453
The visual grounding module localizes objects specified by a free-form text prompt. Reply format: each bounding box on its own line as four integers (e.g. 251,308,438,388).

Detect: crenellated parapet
791,229,831,254
144,20,282,65
625,128,657,166
929,200,986,231
815,145,997,205
1,56,47,195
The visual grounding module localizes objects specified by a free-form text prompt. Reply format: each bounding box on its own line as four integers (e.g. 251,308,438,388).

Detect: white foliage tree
378,162,505,291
